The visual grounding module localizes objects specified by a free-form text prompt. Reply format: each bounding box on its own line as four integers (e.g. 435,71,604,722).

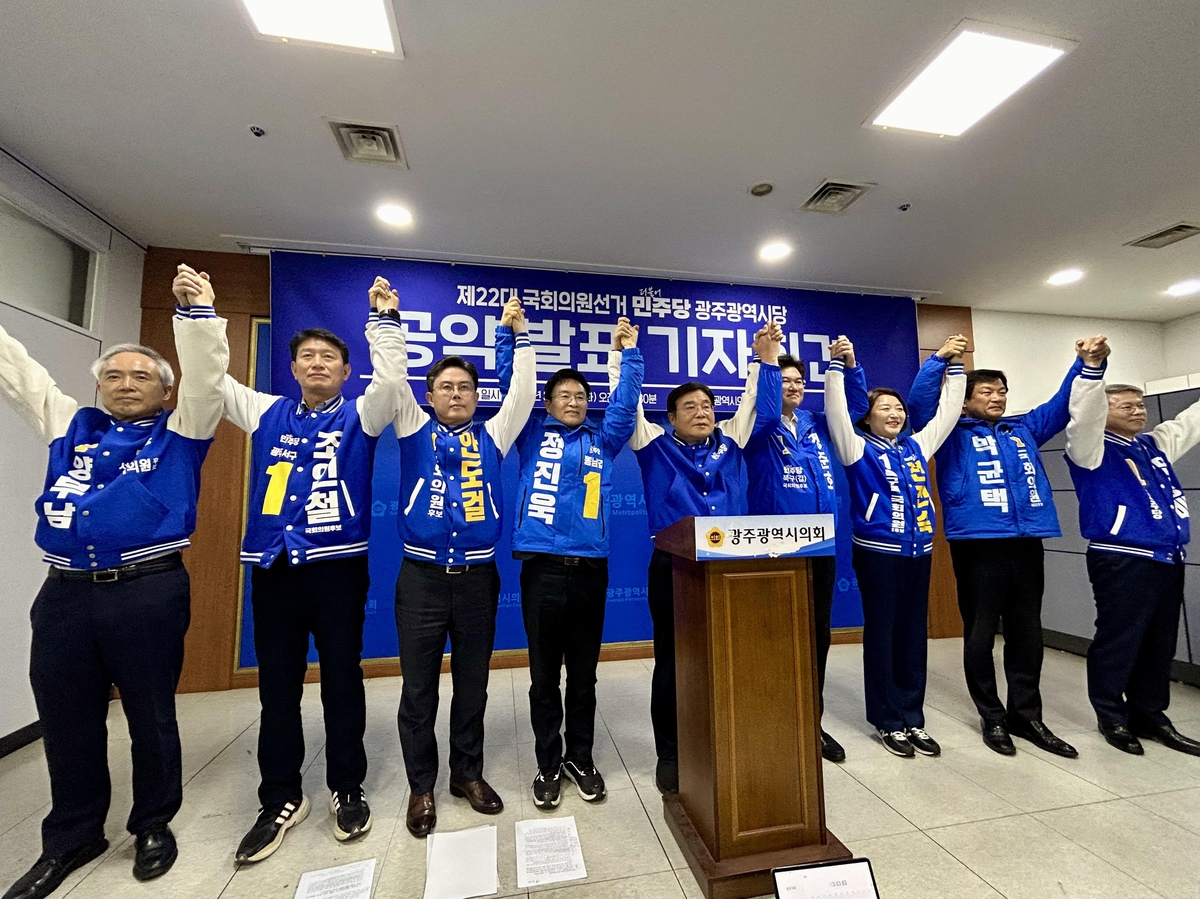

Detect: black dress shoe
655,758,678,794
449,779,503,814
981,720,1016,756
821,730,846,763
133,824,177,882
1132,722,1200,757
1098,723,1144,755
2,838,107,899
406,791,436,838
1006,718,1078,758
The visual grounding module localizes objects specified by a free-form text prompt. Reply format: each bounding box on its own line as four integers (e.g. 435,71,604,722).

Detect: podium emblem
705,527,725,548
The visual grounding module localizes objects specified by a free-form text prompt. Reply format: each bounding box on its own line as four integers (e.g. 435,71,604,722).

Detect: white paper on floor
423,824,499,899
292,858,376,899
515,816,587,888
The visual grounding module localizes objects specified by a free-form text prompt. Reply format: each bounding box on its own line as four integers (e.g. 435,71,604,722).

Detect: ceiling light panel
1167,280,1200,298
240,0,402,55
867,21,1077,137
1047,268,1083,285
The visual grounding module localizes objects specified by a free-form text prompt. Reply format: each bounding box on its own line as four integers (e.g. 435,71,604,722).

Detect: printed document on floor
515,816,587,888
423,824,499,899
293,858,376,899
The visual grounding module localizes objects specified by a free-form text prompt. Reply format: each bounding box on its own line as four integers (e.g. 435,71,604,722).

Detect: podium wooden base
664,795,851,899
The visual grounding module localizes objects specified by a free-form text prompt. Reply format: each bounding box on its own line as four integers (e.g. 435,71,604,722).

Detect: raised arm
1063,336,1110,470
608,331,663,451
484,298,535,456
906,352,951,432
742,323,784,452
722,325,778,448
823,353,866,466
167,265,228,440
1023,339,1110,445
0,321,79,444
912,339,967,458
1149,396,1200,464
600,319,645,457
357,276,406,437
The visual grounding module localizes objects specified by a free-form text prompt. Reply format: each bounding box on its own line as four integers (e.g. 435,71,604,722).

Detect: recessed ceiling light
749,182,774,197
239,0,400,55
376,204,412,226
1047,268,1083,285
759,242,792,261
867,21,1077,137
1166,279,1200,297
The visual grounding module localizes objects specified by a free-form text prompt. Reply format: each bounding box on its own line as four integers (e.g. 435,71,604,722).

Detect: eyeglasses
677,401,713,414
551,392,588,404
781,377,806,387
434,382,476,396
1112,402,1146,413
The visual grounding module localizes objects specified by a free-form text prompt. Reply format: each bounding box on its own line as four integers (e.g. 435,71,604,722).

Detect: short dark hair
290,328,350,364
426,356,479,393
777,354,805,379
667,381,715,415
966,369,1007,399
856,387,907,431
545,368,590,399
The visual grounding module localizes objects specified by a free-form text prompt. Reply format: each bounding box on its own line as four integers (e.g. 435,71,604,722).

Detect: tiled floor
1,638,1198,899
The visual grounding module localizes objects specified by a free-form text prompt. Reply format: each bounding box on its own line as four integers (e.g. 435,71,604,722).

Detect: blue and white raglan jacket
1066,395,1199,563
825,358,966,556
392,325,536,566
0,308,225,570
906,354,1107,540
496,329,644,557
613,353,763,537
743,360,869,518
201,309,406,568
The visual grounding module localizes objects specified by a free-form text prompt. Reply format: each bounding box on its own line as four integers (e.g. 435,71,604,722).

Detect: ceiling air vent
328,120,408,169
800,180,874,215
1125,222,1200,249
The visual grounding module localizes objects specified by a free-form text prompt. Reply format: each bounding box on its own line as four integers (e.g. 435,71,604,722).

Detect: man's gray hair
90,343,175,388
1105,383,1144,398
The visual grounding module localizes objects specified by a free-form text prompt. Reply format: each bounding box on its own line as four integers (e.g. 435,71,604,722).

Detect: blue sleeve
844,363,869,422
1023,357,1084,446
495,324,515,396
601,348,645,457
906,354,949,432
746,362,782,452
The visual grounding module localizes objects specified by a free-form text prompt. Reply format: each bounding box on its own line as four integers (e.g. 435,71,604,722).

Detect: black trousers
811,555,836,716
395,559,500,794
647,548,676,762
29,563,190,856
520,555,608,773
251,555,369,807
949,538,1046,725
1086,550,1184,729
852,547,932,732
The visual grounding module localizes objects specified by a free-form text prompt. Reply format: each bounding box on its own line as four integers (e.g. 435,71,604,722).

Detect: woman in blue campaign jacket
825,334,966,759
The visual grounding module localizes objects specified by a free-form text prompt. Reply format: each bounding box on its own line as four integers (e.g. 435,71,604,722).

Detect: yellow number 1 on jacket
262,461,294,516
582,470,601,519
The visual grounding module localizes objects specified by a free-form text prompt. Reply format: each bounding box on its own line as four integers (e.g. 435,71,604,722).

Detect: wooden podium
654,516,851,899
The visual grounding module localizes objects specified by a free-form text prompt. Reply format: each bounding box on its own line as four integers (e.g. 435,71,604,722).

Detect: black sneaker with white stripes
563,760,606,802
531,765,563,810
876,728,915,758
905,727,941,757
330,787,372,841
235,795,310,863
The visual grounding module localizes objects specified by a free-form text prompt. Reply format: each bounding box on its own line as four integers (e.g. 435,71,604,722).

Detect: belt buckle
93,569,120,583
563,556,581,566
445,564,468,575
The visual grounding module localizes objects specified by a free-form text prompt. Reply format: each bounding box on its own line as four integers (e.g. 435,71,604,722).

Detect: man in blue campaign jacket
179,273,405,864
497,317,643,809
743,346,868,763
616,324,776,794
0,265,224,899
907,337,1110,759
391,296,536,839
1066,384,1200,757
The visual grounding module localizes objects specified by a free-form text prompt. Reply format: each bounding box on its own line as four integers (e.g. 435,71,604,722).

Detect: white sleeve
0,321,80,444
357,318,405,437
823,362,866,465
608,347,662,450
1064,367,1108,470
167,310,229,440
719,362,759,448
912,364,967,458
1149,395,1200,464
221,374,279,434
391,327,431,439
485,336,536,456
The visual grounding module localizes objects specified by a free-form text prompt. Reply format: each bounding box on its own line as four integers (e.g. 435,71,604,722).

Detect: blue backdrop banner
238,250,919,667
